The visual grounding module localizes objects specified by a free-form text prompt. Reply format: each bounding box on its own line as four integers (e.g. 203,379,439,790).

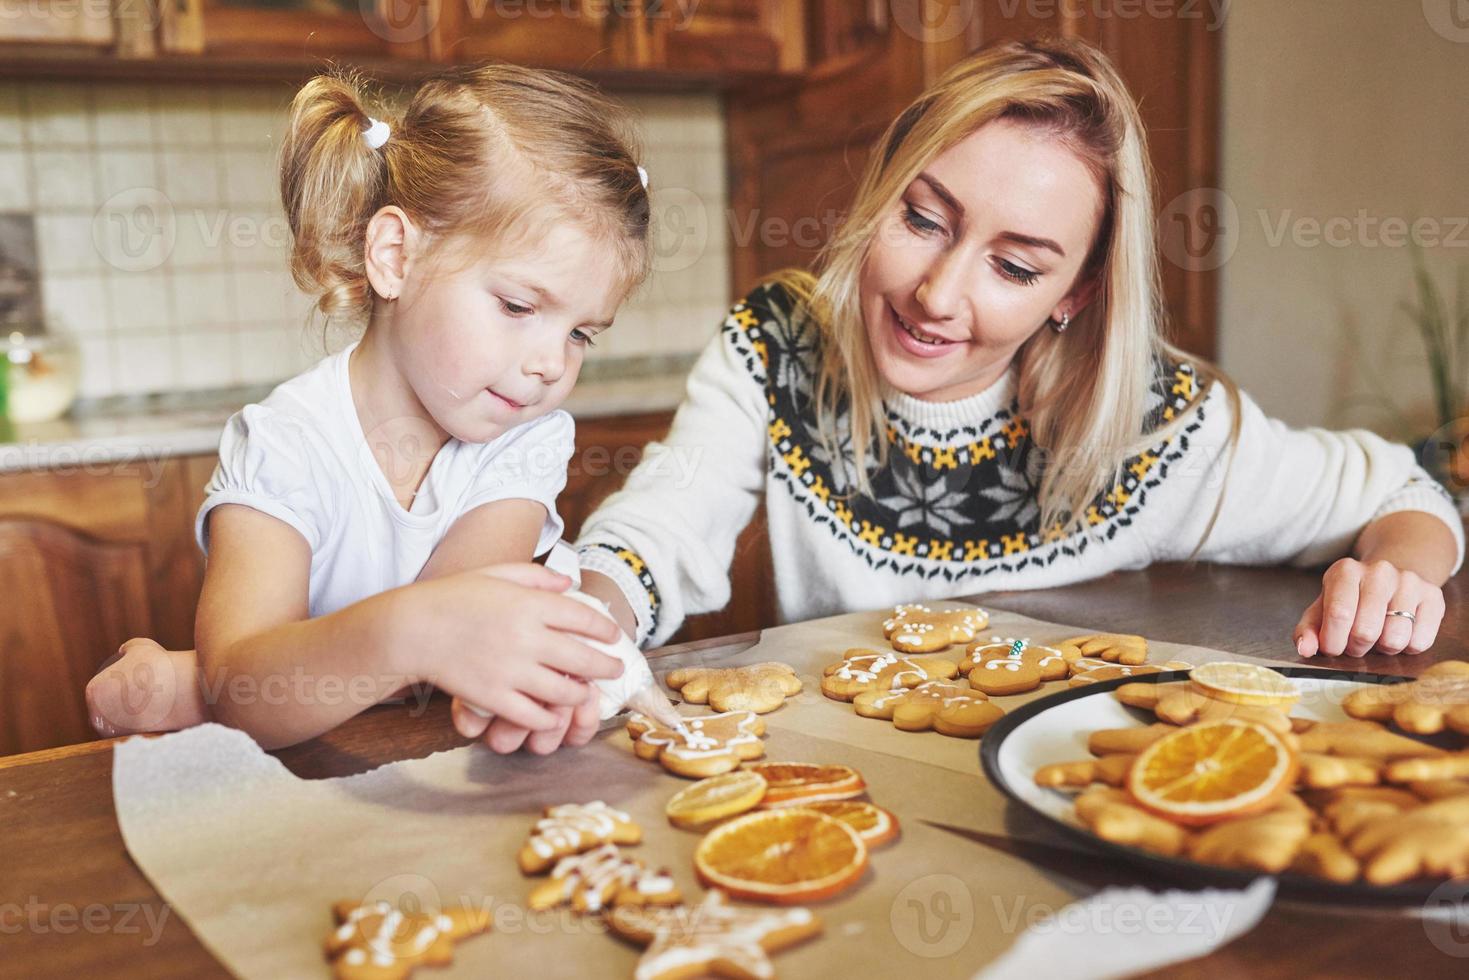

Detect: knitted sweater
577,283,1465,648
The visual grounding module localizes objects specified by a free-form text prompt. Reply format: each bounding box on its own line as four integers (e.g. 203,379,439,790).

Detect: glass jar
4,331,80,423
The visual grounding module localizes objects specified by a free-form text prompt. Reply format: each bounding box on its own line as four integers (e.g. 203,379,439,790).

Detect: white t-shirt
196,342,575,619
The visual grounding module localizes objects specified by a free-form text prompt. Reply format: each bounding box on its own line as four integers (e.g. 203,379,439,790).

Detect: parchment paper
112,605,1271,979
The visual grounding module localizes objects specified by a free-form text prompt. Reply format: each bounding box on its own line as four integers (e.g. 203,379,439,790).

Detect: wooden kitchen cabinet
0,411,775,756
156,0,430,61
0,0,116,48
639,0,805,76
430,0,636,72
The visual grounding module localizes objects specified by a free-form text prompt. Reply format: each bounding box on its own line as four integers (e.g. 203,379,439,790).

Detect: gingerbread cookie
1317,786,1421,838
883,604,989,653
608,889,822,980
1073,787,1190,857
1187,806,1312,873
1345,793,1469,885
820,649,958,701
1068,660,1192,688
1113,681,1293,734
1034,754,1136,789
627,710,766,778
666,662,803,714
1297,752,1382,789
1058,633,1149,666
1384,751,1469,784
853,680,1004,738
1295,719,1445,761
325,900,490,980
1291,832,1361,884
962,637,1078,695
527,844,681,914
1342,661,1469,736
1087,723,1176,757
518,801,643,874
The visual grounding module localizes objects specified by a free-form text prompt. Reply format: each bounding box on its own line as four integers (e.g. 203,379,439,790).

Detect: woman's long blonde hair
280,64,651,325
775,37,1237,537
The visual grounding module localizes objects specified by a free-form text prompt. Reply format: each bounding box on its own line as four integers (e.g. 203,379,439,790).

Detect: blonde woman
563,37,1460,698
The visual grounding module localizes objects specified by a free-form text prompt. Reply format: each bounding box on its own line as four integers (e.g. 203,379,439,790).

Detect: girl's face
390,222,625,444
859,119,1105,402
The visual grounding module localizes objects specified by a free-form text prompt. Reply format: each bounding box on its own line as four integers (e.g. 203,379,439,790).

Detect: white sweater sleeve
1141,382,1465,572
576,317,769,647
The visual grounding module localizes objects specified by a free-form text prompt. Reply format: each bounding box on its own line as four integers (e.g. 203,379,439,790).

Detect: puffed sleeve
195,405,339,554
459,409,576,558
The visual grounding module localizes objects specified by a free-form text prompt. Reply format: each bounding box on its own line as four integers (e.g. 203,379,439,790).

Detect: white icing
527,801,629,859
562,590,661,719
636,711,761,760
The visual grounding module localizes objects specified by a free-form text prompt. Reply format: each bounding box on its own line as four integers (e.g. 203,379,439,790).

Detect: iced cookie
853,680,1005,738
665,662,803,714
627,710,767,778
518,801,643,874
820,648,957,701
1058,633,1149,666
1341,661,1469,736
883,603,989,653
608,889,822,980
325,900,490,980
527,844,681,914
963,637,1077,696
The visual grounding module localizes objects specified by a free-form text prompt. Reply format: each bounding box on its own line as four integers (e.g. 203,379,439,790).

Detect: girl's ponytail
279,73,391,321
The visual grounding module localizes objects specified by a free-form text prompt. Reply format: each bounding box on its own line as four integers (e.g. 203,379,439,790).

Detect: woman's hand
1294,557,1445,657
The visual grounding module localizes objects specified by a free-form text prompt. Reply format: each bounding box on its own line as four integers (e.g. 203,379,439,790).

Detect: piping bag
463,590,682,728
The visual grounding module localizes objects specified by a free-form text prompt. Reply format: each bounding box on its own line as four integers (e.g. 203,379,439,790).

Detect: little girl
563,38,1462,730
87,64,668,752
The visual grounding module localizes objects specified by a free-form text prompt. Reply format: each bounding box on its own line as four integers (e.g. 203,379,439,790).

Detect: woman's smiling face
859,119,1105,402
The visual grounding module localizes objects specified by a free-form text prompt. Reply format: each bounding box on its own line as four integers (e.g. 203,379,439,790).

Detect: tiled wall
0,83,730,400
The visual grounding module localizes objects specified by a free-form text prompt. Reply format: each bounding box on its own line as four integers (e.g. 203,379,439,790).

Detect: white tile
111,331,177,395
40,273,111,334
73,334,116,399
174,328,239,389
31,150,97,208
153,89,214,146
159,149,221,205
0,84,23,146
106,273,173,332
89,190,177,275
23,85,94,147
219,87,292,149
171,269,235,328
237,323,308,385
96,148,160,201
225,206,290,269
0,148,31,209
233,267,309,323
169,205,229,269
93,86,156,147
632,94,723,149
221,147,279,207
34,212,103,275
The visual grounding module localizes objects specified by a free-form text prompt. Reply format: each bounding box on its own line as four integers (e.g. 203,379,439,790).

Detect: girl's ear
364,206,418,302
1053,272,1102,323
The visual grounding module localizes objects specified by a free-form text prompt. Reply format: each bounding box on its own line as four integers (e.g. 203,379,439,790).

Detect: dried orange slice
1127,719,1298,826
745,762,865,807
666,770,768,829
694,808,868,903
1189,662,1299,707
800,800,899,847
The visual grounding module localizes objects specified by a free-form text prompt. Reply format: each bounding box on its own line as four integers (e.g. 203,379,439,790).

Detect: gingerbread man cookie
518,801,643,874
962,637,1077,696
820,648,958,701
1068,659,1192,688
1295,719,1446,761
665,662,803,714
627,710,767,778
1342,661,1469,736
325,900,490,980
1187,806,1312,874
1345,793,1469,885
853,680,1005,738
1058,633,1149,666
1113,682,1293,735
1073,787,1191,857
883,603,989,653
527,844,681,914
608,889,822,980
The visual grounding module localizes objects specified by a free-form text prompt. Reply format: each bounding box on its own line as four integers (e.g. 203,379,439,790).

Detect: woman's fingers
1315,561,1363,656
1408,589,1446,654
1376,574,1426,655
1294,595,1323,658
1344,562,1397,658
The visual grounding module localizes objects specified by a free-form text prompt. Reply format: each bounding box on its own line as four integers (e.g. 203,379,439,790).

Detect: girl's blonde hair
280,64,651,323
776,37,1238,538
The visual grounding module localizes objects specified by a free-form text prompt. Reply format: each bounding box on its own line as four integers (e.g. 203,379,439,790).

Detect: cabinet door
0,0,115,46
432,0,634,70
159,0,430,60
642,0,804,76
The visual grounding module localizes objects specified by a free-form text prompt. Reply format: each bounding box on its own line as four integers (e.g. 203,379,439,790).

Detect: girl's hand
1294,558,1446,658
466,684,602,755
396,563,623,731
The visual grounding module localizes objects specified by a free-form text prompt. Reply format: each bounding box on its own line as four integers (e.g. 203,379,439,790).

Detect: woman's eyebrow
916,173,1066,258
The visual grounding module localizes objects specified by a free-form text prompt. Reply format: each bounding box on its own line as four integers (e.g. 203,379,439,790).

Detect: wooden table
3,563,1467,978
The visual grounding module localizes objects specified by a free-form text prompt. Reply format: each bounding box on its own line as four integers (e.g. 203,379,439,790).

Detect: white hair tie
637,165,649,190
363,117,391,150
